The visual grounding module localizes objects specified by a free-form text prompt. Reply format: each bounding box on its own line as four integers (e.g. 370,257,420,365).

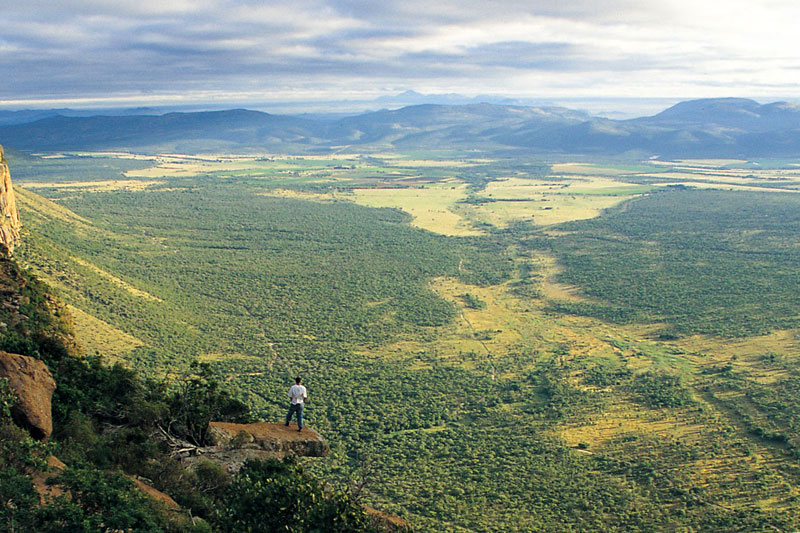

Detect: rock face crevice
0,145,20,255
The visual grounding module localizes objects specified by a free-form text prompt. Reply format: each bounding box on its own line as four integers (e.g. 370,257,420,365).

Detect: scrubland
10,149,800,531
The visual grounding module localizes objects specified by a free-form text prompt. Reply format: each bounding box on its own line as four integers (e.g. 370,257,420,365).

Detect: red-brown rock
0,146,20,255
207,421,330,457
126,475,180,511
182,422,330,474
31,456,67,503
0,351,56,439
32,456,182,517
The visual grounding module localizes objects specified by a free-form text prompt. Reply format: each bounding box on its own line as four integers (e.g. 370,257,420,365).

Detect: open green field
8,150,800,531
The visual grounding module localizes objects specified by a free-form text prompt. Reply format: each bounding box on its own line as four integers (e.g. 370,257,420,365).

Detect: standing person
285,377,307,432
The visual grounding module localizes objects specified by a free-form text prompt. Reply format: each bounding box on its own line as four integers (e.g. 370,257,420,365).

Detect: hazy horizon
2,92,799,122
2,1,799,115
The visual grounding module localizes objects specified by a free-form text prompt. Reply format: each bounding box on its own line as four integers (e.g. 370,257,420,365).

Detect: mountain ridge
1,98,799,157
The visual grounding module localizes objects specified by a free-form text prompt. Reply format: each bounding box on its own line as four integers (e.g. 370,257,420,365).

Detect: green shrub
167,362,252,446
215,457,376,533
0,468,39,531
37,466,166,532
629,372,693,408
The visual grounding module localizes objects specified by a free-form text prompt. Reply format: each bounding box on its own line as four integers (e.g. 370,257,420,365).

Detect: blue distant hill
1,98,799,157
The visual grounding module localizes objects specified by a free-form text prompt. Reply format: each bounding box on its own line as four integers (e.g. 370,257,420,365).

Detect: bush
629,372,693,408
0,468,39,531
36,466,166,532
215,457,376,533
167,363,252,446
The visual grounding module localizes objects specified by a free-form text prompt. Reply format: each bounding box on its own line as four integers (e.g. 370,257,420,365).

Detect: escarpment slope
0,154,402,532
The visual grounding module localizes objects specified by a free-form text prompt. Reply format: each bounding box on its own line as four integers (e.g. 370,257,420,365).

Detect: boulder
126,475,180,511
32,456,182,518
0,351,56,439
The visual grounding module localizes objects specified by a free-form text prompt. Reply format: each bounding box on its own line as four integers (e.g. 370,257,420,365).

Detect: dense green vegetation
0,258,387,532
703,356,800,459
22,178,510,372
4,148,152,182
218,457,376,532
527,189,800,336
9,153,800,531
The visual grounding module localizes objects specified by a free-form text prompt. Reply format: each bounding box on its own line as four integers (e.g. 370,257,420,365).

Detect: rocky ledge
182,421,330,473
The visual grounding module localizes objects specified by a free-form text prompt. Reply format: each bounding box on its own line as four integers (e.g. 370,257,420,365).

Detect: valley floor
11,150,800,531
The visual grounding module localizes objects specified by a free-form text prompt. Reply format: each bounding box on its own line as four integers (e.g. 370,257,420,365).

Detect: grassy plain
119,153,667,233
10,151,800,531
554,159,800,191
21,179,162,191
347,182,480,236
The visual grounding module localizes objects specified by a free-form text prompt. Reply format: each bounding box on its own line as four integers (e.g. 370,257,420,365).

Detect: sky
1,0,799,115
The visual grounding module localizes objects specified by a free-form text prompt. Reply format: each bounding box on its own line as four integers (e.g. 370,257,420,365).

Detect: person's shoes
298,427,303,432
285,422,289,427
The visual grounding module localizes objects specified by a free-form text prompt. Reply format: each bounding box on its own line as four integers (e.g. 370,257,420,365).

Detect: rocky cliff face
0,145,20,255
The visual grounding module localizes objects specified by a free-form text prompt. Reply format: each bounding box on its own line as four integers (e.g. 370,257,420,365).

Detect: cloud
0,0,799,109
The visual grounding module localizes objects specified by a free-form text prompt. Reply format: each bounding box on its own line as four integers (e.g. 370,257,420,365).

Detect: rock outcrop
126,475,181,512
32,455,184,520
0,146,20,255
0,351,56,439
182,421,330,473
31,455,67,503
207,421,330,456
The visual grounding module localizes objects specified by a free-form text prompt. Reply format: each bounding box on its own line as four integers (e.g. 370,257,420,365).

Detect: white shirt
289,384,307,405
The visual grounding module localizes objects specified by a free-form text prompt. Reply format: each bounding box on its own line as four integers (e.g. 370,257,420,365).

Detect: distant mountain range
1,98,800,158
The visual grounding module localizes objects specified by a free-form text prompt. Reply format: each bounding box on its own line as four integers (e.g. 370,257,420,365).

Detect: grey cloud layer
1,0,798,105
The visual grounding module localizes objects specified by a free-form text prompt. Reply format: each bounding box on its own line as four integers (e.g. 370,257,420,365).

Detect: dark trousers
286,403,304,428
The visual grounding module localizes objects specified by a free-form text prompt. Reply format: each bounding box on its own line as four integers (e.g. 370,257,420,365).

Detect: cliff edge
180,421,330,473
0,145,21,255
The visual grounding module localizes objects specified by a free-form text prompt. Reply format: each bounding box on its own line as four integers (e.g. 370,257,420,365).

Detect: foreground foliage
0,260,384,532
218,458,378,533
